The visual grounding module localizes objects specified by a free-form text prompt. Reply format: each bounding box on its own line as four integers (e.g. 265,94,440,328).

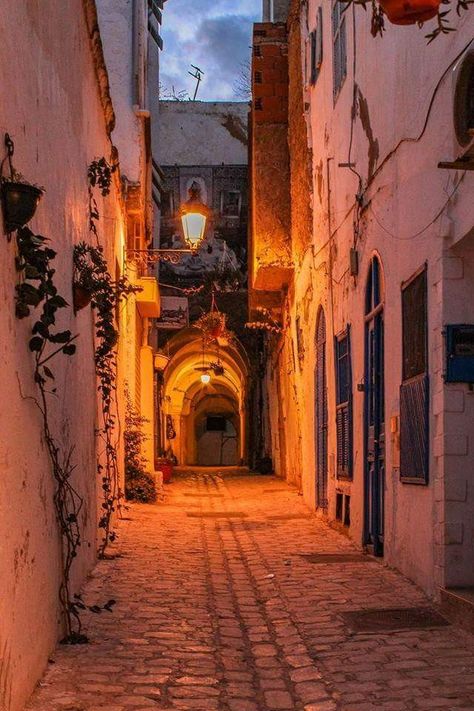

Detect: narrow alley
27,470,474,711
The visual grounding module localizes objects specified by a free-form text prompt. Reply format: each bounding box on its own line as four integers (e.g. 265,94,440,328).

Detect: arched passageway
160,329,249,466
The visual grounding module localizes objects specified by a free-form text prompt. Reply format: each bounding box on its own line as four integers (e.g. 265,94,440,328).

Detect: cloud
161,0,259,101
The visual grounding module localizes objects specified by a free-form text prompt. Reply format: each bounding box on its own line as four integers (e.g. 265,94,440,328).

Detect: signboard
156,296,189,330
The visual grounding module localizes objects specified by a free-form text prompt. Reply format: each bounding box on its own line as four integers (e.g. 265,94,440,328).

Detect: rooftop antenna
188,65,204,101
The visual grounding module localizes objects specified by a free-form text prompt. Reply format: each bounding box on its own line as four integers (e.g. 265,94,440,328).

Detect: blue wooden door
364,258,385,556
315,310,328,509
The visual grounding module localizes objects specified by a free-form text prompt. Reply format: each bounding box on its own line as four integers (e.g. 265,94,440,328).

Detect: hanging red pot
210,322,225,338
379,0,440,25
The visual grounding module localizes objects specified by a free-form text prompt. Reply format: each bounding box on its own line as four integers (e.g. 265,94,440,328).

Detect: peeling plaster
356,84,379,181
221,113,248,147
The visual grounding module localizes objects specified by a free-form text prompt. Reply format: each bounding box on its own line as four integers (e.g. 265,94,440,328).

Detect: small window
454,50,474,147
161,190,175,218
402,268,427,381
400,266,429,484
332,1,348,100
335,327,353,479
336,492,344,522
310,7,323,86
220,190,241,218
206,416,227,432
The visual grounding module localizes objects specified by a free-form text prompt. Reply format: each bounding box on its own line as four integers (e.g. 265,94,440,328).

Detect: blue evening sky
161,0,260,101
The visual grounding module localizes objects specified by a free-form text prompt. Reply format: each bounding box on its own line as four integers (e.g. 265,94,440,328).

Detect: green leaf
49,330,72,344
29,336,43,352
15,302,30,319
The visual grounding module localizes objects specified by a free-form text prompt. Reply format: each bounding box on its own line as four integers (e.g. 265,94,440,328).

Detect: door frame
363,256,385,556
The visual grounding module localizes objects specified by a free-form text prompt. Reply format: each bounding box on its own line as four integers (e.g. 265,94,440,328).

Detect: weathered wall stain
356,84,379,181
221,113,248,146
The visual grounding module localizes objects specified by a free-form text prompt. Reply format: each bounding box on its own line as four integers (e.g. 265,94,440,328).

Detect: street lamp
179,182,211,250
201,373,211,384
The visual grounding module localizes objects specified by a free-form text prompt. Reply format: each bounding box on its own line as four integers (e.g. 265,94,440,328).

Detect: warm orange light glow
201,373,211,384
179,182,211,250
181,211,207,248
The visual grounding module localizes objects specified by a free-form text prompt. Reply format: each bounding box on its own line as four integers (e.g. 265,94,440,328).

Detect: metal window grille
332,1,348,99
400,267,429,484
310,7,323,85
335,327,353,479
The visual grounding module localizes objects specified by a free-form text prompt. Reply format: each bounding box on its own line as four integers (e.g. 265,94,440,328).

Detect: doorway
315,308,328,509
364,256,385,556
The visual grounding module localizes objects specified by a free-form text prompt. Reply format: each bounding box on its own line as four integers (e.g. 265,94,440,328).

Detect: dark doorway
364,256,385,556
315,308,328,509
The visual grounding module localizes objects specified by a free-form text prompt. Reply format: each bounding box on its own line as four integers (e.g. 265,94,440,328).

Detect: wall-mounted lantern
179,181,212,250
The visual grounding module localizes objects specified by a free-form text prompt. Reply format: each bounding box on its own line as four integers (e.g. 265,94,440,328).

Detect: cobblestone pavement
27,470,474,711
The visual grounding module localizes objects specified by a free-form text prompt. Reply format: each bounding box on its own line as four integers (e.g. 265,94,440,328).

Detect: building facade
0,3,164,710
155,100,255,468
251,0,474,600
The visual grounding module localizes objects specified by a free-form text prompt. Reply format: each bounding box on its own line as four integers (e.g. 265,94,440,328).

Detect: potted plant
155,453,174,484
72,242,97,312
196,310,227,339
154,350,170,371
378,0,440,24
1,171,44,233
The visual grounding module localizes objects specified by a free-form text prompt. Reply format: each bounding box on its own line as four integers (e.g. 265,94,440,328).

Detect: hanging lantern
179,181,211,250
201,373,211,384
378,0,440,25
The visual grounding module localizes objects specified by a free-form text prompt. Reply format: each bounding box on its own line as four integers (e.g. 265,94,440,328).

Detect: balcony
136,277,160,318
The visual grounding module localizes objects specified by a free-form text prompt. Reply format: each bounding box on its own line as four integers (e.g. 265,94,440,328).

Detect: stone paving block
25,472,474,711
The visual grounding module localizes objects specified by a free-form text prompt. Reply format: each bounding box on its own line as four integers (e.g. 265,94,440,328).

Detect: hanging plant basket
379,0,440,25
1,180,43,232
72,283,92,312
195,310,227,340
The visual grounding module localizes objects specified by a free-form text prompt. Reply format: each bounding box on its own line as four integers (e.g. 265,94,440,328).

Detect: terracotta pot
379,0,440,24
155,460,173,484
1,181,43,232
73,283,92,312
210,324,224,338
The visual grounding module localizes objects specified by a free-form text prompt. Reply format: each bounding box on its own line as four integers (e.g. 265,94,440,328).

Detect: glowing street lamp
179,182,211,250
201,372,211,384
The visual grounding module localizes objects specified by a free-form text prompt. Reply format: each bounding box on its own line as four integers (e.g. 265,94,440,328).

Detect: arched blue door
364,257,385,555
315,309,328,509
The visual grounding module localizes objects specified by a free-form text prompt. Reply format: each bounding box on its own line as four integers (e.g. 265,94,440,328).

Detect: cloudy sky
160,0,260,101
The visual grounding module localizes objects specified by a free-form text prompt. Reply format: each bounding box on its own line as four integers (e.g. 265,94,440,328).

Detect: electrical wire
367,38,474,189
368,171,467,240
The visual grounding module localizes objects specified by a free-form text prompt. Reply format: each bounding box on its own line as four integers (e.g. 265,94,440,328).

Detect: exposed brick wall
250,22,292,299
288,0,313,259
252,23,288,125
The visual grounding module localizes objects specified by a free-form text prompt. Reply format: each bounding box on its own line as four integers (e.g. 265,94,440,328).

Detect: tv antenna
188,65,204,101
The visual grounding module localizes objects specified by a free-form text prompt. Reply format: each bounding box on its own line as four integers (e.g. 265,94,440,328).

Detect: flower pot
154,352,170,371
210,324,225,338
1,181,43,232
155,460,173,484
73,283,92,312
379,0,440,24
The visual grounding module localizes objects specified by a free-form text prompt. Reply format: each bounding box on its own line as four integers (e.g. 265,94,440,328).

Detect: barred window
335,327,353,479
332,1,348,100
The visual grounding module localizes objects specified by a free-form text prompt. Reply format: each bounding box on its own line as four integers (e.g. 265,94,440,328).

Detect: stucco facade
252,1,474,599
0,3,164,710
0,4,125,710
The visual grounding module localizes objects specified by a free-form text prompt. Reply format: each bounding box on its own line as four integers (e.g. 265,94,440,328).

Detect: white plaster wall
0,3,125,710
96,0,144,182
267,5,474,596
158,101,249,166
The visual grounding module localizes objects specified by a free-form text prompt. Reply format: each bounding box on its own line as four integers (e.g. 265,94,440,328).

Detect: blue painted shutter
335,328,353,479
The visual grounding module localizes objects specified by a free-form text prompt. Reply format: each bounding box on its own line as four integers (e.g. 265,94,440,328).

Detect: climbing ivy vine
15,226,100,643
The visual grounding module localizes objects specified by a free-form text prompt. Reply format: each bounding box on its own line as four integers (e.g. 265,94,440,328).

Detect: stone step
440,587,474,635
